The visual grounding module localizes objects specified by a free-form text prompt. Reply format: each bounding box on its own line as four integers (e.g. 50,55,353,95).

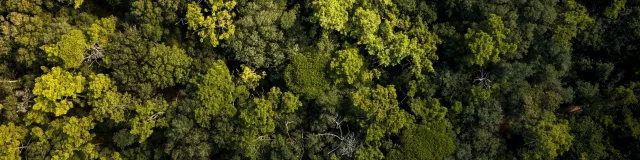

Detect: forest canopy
1,0,640,159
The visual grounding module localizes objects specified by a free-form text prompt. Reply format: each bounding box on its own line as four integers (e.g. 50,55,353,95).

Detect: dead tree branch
15,88,34,113
474,70,492,89
84,40,105,66
316,114,359,157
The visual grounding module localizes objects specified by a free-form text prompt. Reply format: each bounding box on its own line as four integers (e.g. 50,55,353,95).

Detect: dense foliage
1,0,640,159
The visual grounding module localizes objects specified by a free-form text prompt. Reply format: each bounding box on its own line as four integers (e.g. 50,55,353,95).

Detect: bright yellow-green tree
193,60,236,128
553,0,594,54
284,52,332,100
521,112,574,160
235,87,302,158
87,74,129,123
129,99,169,143
465,14,517,66
0,122,28,159
330,47,375,86
28,117,97,160
31,67,85,117
351,85,414,159
312,0,440,79
604,0,627,19
186,0,237,47
87,17,117,46
312,0,356,34
40,29,88,69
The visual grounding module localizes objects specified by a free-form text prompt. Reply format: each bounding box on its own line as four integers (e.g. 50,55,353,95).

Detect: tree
164,114,212,159
0,12,72,67
186,0,237,47
240,87,301,135
87,74,129,123
190,60,244,156
85,17,117,64
284,52,331,100
193,60,236,128
520,112,573,160
27,117,97,159
312,0,356,33
87,17,117,46
352,85,413,142
40,29,88,69
0,0,44,14
238,65,265,90
234,87,302,158
452,85,505,159
511,80,572,124
351,8,381,49
351,85,413,159
552,0,594,55
31,67,85,117
387,121,455,160
564,117,609,160
144,44,192,88
129,0,165,42
129,99,170,143
330,47,374,86
404,18,441,77
615,81,640,106
603,0,627,19
106,28,192,97
227,0,299,68
0,122,28,159
56,0,85,8
313,0,441,75
409,98,448,123
465,14,517,66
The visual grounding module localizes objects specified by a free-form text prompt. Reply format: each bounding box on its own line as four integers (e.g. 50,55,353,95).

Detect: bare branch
84,40,105,66
285,121,294,137
330,114,344,137
317,114,359,157
15,146,29,149
255,135,273,141
150,113,161,121
15,88,34,113
474,70,492,89
317,133,342,140
175,18,188,25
